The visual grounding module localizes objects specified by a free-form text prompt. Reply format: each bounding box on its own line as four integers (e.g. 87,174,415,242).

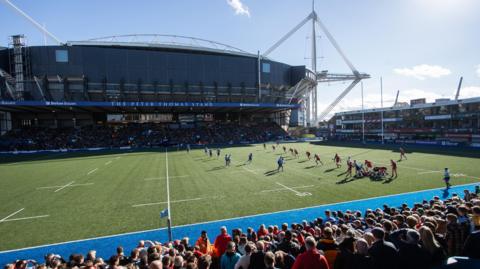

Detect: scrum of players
260,143,405,180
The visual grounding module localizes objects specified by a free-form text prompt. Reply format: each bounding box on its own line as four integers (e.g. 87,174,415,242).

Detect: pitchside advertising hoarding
0,100,299,109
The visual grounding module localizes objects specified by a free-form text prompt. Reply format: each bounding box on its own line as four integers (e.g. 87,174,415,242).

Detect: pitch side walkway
0,183,478,264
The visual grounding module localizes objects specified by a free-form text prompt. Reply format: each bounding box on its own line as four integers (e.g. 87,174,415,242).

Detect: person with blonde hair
419,226,446,268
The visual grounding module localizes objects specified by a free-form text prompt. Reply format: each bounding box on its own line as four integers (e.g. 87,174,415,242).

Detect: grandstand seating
0,122,288,151
3,190,480,269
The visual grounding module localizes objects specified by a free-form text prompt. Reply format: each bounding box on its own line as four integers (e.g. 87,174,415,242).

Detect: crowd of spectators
5,189,480,269
0,122,288,151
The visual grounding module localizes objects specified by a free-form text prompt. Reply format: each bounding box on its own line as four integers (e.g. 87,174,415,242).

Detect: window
262,62,270,73
55,50,69,63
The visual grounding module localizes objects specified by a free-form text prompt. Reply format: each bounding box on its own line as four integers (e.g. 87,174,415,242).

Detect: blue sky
1,0,479,114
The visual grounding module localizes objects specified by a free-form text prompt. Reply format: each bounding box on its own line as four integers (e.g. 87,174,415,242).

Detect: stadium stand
0,122,288,151
3,189,480,269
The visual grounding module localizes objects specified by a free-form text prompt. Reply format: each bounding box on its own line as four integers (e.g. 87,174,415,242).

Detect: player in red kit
306,151,311,160
399,147,407,161
314,154,323,165
346,159,353,177
334,153,341,168
364,160,373,171
390,159,398,178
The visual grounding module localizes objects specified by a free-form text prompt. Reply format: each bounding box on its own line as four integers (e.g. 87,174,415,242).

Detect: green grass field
0,142,479,251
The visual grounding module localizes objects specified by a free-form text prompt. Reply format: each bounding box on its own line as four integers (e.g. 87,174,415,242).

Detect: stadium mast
455,77,463,101
394,90,400,106
262,0,369,126
1,0,63,44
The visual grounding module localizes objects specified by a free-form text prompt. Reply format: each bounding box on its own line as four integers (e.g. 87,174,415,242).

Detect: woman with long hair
419,226,447,268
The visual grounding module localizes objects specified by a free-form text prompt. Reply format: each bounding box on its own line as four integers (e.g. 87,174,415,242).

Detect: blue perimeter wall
0,183,478,265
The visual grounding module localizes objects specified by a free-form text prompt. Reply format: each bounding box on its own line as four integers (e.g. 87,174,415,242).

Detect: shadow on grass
324,168,336,173
207,166,226,172
382,176,397,184
264,169,280,176
298,160,309,163
336,177,358,184
305,165,317,169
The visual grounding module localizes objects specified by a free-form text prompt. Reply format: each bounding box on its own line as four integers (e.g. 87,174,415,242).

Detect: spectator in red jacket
258,224,268,238
292,237,330,269
214,226,232,258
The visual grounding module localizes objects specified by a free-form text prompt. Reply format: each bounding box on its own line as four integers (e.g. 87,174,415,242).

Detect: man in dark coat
390,229,430,269
368,227,399,269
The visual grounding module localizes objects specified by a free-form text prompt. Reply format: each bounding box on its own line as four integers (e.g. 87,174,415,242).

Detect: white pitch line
418,170,442,175
0,208,24,223
275,182,305,195
87,168,98,175
144,175,189,181
261,185,314,193
1,215,50,222
105,161,112,166
54,181,75,193
36,183,94,190
242,167,258,175
132,197,204,207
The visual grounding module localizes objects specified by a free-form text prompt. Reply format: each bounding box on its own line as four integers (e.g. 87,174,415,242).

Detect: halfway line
144,175,189,181
132,198,204,208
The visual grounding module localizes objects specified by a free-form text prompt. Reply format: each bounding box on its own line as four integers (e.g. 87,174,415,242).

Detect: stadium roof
67,34,260,58
334,96,480,116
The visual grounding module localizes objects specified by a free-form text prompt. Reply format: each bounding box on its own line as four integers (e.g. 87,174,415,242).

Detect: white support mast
361,81,365,144
380,77,384,144
2,0,63,44
311,0,317,125
263,1,369,126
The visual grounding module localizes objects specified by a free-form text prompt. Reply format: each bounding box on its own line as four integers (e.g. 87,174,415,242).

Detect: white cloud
393,64,451,80
226,0,250,17
475,65,480,78
458,86,480,98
